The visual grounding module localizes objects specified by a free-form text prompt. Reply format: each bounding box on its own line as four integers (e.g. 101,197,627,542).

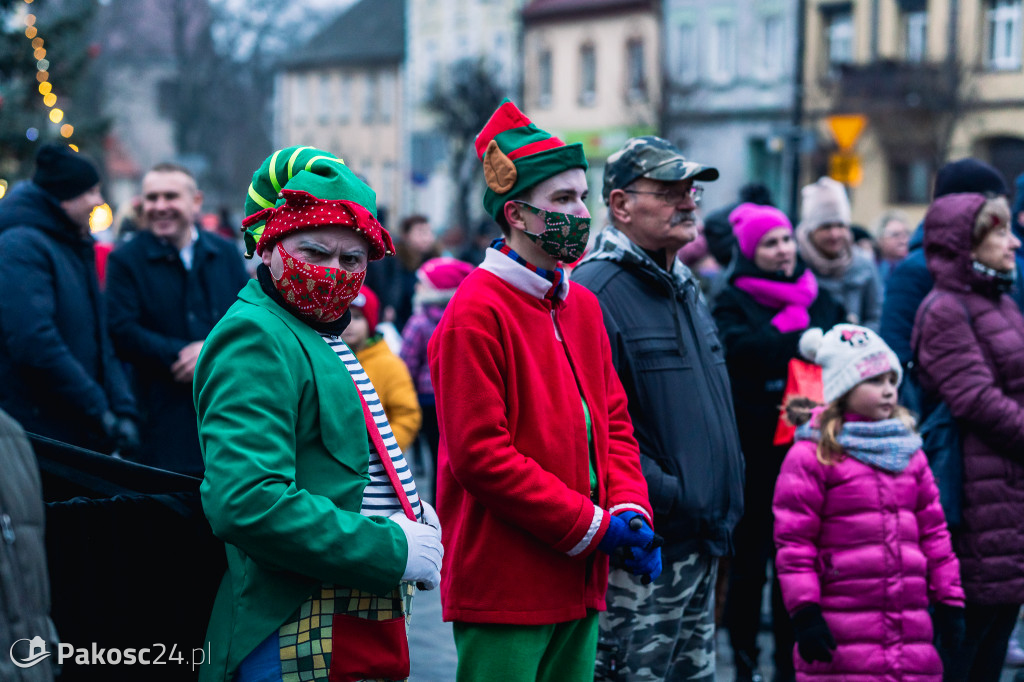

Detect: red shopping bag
773,358,824,446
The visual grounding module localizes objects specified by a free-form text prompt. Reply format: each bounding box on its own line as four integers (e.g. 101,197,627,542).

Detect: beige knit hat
798,177,851,232
799,324,902,403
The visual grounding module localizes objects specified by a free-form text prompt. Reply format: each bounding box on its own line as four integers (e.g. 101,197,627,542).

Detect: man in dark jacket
0,144,138,454
106,163,248,476
574,136,745,682
879,158,1023,368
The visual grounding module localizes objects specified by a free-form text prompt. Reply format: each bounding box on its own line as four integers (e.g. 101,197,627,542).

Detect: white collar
479,248,570,301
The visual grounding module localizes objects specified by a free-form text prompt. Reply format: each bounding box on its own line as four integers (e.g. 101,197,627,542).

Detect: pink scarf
734,269,819,333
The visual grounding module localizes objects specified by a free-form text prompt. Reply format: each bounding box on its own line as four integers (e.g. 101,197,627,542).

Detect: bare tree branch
425,57,507,232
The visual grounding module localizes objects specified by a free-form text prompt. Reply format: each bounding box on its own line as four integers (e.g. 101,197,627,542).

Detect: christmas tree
0,0,108,186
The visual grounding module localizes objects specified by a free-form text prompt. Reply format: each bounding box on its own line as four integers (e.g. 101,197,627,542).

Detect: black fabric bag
907,295,968,529
916,399,964,527
30,433,225,682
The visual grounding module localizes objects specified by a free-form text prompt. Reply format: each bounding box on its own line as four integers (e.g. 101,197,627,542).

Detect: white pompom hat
799,324,902,403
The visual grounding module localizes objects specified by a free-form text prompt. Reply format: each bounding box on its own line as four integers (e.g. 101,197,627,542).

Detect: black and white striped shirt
320,334,422,520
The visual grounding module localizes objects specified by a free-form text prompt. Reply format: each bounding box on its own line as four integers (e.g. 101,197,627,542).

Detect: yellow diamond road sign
827,114,867,151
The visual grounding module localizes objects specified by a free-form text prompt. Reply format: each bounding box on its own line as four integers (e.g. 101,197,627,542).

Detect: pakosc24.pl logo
9,636,51,668
10,636,211,670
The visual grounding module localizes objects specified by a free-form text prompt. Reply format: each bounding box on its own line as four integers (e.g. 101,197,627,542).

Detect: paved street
407,585,767,681
409,584,1024,681
408,586,456,681
406,461,1024,681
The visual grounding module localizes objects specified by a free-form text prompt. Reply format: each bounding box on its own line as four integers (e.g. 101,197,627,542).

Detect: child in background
342,286,422,453
400,257,474,475
773,324,965,680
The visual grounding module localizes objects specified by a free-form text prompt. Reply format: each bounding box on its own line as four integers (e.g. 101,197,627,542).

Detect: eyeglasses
623,184,704,205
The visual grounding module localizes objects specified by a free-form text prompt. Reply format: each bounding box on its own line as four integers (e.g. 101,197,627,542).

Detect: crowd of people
1,96,1023,682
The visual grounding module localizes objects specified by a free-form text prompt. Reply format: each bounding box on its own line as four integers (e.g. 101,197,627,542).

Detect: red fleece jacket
428,257,651,625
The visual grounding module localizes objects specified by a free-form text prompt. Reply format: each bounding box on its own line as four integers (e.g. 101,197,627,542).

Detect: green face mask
514,201,591,263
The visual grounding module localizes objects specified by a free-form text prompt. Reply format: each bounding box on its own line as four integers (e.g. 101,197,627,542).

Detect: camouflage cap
602,136,719,204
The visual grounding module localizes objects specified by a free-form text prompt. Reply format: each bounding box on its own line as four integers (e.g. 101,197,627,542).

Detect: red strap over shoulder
356,390,417,522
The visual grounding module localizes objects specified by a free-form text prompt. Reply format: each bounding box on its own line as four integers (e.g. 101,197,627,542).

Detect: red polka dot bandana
242,189,395,261
270,242,366,323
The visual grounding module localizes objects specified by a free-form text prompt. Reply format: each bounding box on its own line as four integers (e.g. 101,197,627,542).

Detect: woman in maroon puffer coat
913,192,1024,682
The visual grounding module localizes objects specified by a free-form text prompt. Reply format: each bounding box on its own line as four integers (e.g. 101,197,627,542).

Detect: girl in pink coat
773,324,965,681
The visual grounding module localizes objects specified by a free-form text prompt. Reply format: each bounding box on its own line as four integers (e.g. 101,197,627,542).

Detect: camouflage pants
596,552,717,682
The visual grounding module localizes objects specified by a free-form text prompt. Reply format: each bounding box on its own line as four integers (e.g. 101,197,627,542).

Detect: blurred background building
802,0,1024,225
1,0,1022,234
522,0,661,219
661,0,801,215
276,0,405,228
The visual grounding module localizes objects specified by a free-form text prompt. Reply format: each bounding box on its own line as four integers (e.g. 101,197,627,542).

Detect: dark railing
824,59,961,114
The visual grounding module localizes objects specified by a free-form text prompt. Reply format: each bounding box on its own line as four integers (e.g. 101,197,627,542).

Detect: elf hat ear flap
483,140,517,194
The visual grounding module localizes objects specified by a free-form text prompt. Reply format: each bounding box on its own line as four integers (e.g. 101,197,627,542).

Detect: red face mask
271,242,365,323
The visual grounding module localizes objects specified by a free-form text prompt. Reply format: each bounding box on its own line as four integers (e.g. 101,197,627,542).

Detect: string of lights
21,0,77,149
0,0,108,227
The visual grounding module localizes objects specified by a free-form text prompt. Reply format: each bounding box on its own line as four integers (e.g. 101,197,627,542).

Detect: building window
538,49,552,107
826,9,855,68
318,74,331,123
381,161,396,213
156,78,178,118
363,73,377,124
379,72,394,124
760,14,785,78
338,75,351,124
292,74,308,124
985,0,1022,70
903,10,928,62
420,40,438,101
579,44,596,106
748,138,784,203
626,38,647,102
673,23,699,85
890,158,933,203
709,19,736,82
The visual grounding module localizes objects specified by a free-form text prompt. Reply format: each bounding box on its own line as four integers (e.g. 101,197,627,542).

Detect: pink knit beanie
729,203,793,260
414,257,475,308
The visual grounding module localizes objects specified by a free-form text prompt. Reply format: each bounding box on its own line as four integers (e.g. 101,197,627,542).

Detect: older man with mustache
574,136,745,681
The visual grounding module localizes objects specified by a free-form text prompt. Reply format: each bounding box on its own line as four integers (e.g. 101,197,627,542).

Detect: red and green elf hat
241,146,395,261
476,99,588,221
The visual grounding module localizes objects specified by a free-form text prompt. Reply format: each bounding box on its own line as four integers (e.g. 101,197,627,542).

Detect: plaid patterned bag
278,582,415,682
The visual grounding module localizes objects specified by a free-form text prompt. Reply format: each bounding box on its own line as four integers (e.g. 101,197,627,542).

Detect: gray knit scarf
795,417,922,473
794,220,853,278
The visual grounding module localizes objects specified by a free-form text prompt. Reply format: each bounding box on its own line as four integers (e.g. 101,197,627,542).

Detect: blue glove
624,545,663,584
597,511,656,555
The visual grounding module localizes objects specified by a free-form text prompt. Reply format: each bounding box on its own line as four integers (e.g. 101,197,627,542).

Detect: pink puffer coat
774,439,964,681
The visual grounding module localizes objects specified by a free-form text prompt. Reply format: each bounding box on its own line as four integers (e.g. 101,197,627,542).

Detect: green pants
453,611,599,682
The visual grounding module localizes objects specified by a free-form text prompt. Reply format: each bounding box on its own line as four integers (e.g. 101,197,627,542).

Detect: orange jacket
355,339,422,453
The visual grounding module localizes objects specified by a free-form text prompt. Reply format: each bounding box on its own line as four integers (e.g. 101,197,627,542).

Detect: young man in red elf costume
428,99,659,681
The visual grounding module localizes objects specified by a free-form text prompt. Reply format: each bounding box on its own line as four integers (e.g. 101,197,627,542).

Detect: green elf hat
476,99,588,221
241,146,395,261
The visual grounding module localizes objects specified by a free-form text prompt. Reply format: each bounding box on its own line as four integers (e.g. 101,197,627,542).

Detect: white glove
390,511,443,591
420,500,441,531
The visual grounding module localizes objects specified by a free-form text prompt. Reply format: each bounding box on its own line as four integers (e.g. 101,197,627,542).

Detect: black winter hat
32,144,100,201
933,158,1008,199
